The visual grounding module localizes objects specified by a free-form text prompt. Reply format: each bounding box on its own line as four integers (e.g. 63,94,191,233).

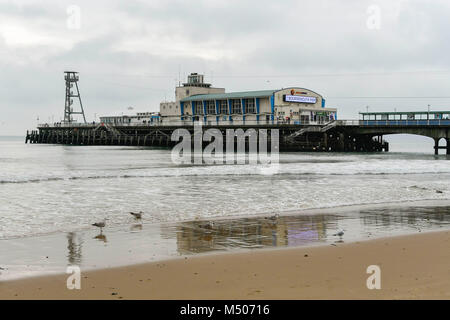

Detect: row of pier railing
37,119,450,129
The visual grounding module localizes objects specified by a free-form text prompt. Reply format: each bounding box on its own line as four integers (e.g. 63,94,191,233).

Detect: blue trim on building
228,99,232,121
270,95,275,121
215,100,219,122
180,101,184,120
241,98,246,121
256,98,260,121
203,101,207,123
322,99,326,108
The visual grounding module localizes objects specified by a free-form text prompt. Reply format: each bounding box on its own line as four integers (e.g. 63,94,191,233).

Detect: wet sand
2,201,450,281
1,230,449,299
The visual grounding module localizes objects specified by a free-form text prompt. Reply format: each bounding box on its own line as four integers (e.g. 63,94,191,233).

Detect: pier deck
26,112,450,153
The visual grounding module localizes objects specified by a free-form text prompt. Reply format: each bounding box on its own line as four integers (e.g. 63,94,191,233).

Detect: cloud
1,0,450,134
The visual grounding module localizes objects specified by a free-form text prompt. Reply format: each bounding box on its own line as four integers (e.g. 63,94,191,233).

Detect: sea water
0,135,449,240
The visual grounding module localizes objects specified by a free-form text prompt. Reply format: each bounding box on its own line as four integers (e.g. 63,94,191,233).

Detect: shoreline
1,229,449,299
1,200,450,282
3,198,450,242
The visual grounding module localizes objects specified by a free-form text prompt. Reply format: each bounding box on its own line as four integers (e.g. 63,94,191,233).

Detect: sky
1,0,450,135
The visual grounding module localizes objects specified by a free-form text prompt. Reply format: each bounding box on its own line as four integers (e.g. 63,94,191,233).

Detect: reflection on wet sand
360,206,450,229
66,232,83,265
53,205,450,276
130,224,143,232
94,233,108,243
173,215,331,255
168,206,450,255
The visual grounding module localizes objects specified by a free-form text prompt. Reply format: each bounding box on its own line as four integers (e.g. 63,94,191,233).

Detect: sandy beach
1,230,449,300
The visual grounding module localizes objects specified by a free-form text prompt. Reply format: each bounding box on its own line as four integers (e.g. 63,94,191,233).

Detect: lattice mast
64,71,86,124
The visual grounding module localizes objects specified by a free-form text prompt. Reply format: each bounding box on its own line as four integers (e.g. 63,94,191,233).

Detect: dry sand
1,230,449,299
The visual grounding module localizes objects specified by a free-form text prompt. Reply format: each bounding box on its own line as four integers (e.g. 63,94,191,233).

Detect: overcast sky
1,0,450,135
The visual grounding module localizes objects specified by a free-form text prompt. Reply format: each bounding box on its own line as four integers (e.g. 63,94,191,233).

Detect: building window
206,100,215,114
245,98,256,114
184,102,190,115
231,99,242,114
193,101,203,115
218,100,228,114
301,115,310,123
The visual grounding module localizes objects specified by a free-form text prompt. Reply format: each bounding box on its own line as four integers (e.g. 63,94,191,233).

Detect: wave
1,170,450,185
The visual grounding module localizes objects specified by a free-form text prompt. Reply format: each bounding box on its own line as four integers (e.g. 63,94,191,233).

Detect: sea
0,135,449,279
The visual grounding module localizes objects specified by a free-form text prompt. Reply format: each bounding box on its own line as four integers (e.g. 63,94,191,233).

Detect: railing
334,120,360,126
38,122,97,128
37,118,450,129
360,119,450,126
38,119,333,128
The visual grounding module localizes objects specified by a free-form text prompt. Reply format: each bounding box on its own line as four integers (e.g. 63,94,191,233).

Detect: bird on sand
92,219,107,232
267,213,279,221
198,221,214,229
333,230,344,237
130,211,143,220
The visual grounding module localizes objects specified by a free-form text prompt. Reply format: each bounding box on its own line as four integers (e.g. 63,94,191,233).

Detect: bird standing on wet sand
199,221,214,229
268,213,279,221
333,230,344,237
92,219,107,232
130,211,143,220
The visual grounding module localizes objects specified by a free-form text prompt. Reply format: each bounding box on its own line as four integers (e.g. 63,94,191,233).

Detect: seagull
92,219,107,232
268,213,280,221
199,221,214,229
130,211,143,220
333,230,344,237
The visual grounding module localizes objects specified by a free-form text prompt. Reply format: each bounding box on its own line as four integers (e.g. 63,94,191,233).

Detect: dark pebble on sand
304,254,308,257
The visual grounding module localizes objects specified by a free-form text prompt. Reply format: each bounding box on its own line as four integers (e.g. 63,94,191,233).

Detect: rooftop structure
182,73,211,88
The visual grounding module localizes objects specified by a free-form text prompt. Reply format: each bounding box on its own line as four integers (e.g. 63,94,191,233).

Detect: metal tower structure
64,71,86,124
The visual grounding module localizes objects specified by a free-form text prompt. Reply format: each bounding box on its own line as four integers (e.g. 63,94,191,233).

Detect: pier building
101,73,337,126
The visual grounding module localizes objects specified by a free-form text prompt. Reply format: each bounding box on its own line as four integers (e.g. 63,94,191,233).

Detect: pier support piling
447,138,450,155
434,138,440,155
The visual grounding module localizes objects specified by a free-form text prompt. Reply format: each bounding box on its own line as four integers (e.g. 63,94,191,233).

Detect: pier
25,120,385,152
24,72,450,153
25,110,450,154
360,111,450,155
